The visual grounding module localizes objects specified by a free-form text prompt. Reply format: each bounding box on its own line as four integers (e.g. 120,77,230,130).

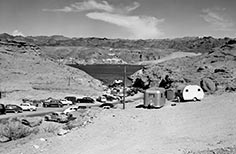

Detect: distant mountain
1,33,235,64
25,36,232,53
1,33,234,52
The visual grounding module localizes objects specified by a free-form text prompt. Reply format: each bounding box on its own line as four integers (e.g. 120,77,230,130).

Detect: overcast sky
0,0,236,39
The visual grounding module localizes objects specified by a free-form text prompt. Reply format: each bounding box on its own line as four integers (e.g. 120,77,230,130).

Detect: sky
0,0,236,39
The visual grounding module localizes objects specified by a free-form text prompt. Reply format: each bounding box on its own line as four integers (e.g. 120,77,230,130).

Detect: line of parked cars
0,102,37,115
0,93,122,116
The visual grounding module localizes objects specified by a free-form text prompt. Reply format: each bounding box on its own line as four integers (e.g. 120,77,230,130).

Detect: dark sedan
0,104,6,115
5,104,23,113
77,97,95,103
43,98,63,108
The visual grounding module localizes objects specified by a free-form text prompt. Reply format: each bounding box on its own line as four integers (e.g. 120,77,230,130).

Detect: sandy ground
2,92,236,154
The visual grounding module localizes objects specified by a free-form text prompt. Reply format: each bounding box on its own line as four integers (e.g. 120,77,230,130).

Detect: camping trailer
144,87,166,108
175,85,204,102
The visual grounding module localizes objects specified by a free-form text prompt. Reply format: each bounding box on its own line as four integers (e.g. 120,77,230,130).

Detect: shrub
41,124,60,134
0,121,33,141
64,110,96,130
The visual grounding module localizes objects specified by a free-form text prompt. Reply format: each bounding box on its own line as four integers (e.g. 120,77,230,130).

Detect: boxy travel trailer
144,87,166,108
175,85,204,102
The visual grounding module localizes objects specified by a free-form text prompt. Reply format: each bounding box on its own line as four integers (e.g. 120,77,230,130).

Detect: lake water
68,64,143,85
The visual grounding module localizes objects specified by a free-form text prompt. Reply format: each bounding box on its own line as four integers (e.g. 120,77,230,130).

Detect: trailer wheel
176,96,181,103
193,97,197,102
44,116,49,121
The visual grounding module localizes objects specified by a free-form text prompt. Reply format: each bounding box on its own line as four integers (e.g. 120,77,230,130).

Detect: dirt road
4,92,236,154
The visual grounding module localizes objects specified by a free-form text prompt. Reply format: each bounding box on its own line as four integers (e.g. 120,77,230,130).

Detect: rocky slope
0,37,103,103
25,36,235,65
129,40,236,93
1,33,234,64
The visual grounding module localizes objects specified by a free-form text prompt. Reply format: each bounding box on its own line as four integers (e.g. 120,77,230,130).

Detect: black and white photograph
0,0,236,153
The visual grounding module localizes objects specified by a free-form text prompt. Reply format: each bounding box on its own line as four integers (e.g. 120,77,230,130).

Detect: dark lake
68,64,143,85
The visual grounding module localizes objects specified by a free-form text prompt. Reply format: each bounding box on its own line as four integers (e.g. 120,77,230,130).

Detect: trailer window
149,94,155,98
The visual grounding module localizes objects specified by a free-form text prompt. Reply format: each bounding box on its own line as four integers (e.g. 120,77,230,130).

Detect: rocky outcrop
129,43,236,93
200,78,216,94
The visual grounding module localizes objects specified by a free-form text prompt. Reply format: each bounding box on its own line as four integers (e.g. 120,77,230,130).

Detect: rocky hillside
0,37,103,102
129,40,236,93
0,33,234,64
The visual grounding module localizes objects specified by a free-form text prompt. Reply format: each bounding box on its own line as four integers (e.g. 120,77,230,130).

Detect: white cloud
12,30,24,36
125,2,140,12
43,0,140,13
201,8,234,31
87,12,164,39
43,0,114,12
43,0,165,39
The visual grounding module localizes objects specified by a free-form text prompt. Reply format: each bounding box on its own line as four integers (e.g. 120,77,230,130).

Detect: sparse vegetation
0,118,37,141
65,110,97,130
41,124,61,134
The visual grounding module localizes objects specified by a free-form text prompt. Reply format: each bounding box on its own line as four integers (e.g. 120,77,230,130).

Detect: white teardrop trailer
175,85,204,102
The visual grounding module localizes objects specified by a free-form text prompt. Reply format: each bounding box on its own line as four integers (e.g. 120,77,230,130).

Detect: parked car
64,96,77,104
5,104,23,113
22,98,42,107
102,94,119,101
60,99,73,106
20,103,37,111
43,98,63,108
44,112,73,123
0,104,6,115
78,97,95,103
96,96,107,103
63,105,79,114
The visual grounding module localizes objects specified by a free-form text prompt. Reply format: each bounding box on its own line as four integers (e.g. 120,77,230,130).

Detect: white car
63,105,78,114
20,103,37,111
60,99,73,106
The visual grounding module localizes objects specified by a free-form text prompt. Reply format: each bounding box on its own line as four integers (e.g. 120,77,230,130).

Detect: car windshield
20,104,28,106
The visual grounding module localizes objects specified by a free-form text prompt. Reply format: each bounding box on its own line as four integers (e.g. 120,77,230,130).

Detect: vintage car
20,103,37,111
77,97,95,103
60,99,73,106
44,112,73,123
5,104,23,113
64,96,77,104
96,96,107,103
63,105,79,114
43,98,63,108
0,104,6,115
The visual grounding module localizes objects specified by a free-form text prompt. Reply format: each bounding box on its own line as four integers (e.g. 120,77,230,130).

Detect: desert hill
0,36,103,103
129,40,236,93
1,33,235,64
